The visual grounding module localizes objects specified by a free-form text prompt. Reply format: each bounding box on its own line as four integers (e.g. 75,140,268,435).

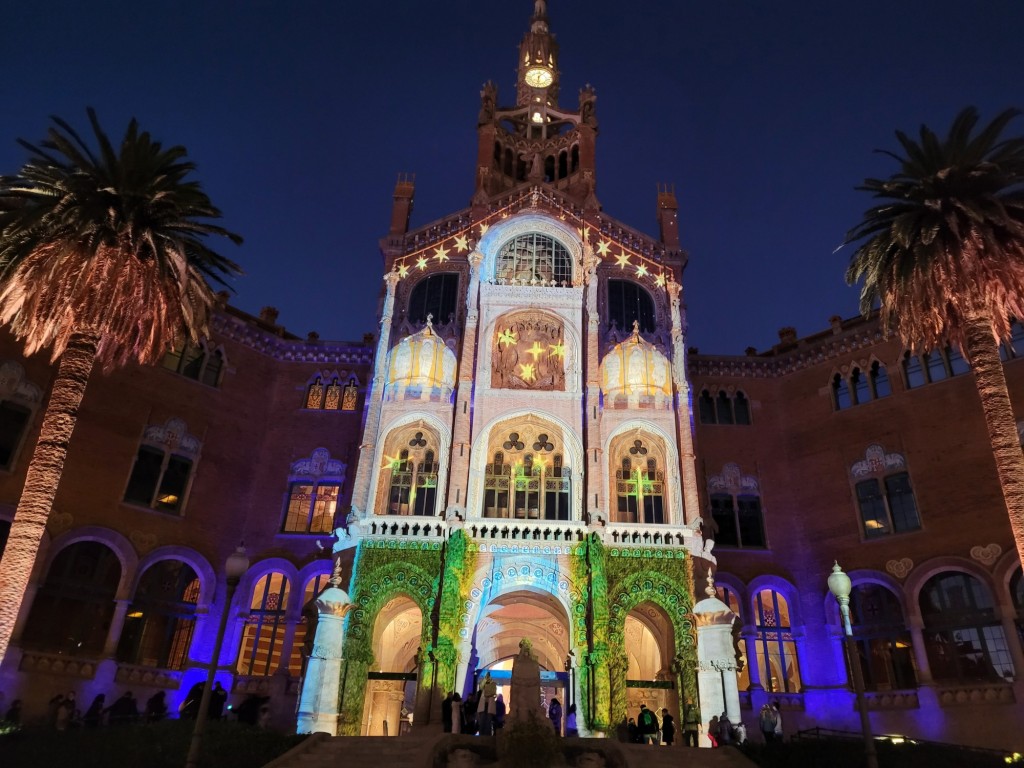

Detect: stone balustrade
18,650,98,679
936,682,1015,706
114,663,183,689
360,518,447,540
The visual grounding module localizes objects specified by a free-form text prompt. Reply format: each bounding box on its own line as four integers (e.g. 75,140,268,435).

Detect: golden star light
526,341,545,360
519,363,537,382
615,252,631,269
548,341,566,358
397,263,410,278
635,264,649,278
596,240,611,256
433,244,450,262
497,328,518,347
655,272,666,287
454,234,470,252
416,256,428,270
479,223,490,236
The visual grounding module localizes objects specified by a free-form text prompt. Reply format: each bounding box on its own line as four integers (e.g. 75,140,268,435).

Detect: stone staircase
265,733,757,768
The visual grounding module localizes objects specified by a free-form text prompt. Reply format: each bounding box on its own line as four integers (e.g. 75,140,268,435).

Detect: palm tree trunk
0,333,98,664
963,314,1024,569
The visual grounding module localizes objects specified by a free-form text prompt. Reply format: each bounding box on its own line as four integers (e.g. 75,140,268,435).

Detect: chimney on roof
830,315,843,334
259,306,280,325
778,327,797,346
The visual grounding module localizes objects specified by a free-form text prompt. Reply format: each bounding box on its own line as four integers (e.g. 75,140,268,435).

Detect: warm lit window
495,232,572,286
283,483,340,534
237,572,290,677
920,572,1015,683
305,376,359,411
117,560,200,670
753,588,801,693
848,584,917,690
162,341,224,387
123,418,201,515
124,446,193,514
850,445,919,538
21,541,120,657
607,280,655,333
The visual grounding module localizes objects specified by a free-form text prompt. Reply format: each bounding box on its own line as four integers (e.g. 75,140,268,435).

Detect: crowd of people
0,682,272,730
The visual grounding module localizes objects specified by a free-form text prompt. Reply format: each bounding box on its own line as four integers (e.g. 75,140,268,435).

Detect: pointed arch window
512,452,570,520
754,588,802,693
408,273,460,325
162,341,224,387
833,373,852,410
237,572,290,677
699,389,752,425
483,451,512,518
341,378,359,411
607,280,655,334
117,560,200,670
384,435,439,517
614,441,664,525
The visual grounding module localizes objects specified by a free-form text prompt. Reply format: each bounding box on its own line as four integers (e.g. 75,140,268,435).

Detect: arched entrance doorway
470,588,572,732
363,596,422,736
624,602,678,725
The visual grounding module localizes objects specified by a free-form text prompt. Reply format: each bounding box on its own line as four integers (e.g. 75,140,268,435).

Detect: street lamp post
185,546,250,768
827,561,879,768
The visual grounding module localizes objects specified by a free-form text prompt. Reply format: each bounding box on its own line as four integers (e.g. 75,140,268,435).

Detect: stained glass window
754,589,801,693
324,378,342,410
306,378,324,409
342,378,359,411
495,233,572,285
237,572,290,677
282,482,339,533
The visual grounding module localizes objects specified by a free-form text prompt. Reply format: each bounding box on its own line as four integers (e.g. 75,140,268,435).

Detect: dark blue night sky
2,1,1022,354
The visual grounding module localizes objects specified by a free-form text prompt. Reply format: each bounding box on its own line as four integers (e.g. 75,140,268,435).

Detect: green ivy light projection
338,532,476,735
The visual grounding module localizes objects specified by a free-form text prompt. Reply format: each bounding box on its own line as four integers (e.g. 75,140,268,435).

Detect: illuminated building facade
0,0,1021,753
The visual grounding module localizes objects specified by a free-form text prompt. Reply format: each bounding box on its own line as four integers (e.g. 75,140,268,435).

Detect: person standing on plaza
637,703,659,745
682,697,701,746
548,697,562,736
660,708,675,746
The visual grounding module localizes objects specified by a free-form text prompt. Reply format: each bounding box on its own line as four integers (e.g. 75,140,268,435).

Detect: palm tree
0,110,242,663
844,106,1024,569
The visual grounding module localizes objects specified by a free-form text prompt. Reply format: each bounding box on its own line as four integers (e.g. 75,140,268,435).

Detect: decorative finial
632,319,641,337
705,566,716,598
425,313,434,330
329,556,343,587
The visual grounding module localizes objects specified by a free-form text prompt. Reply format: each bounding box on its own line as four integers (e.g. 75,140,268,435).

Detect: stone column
351,271,402,517
693,575,741,748
582,245,605,521
445,250,483,513
666,279,701,525
907,617,934,684
102,598,132,657
296,582,354,734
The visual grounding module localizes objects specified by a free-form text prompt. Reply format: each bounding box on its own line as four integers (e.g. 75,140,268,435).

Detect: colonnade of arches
714,557,1024,697
12,528,333,698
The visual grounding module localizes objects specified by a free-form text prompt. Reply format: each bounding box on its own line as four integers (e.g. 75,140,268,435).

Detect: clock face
525,66,553,89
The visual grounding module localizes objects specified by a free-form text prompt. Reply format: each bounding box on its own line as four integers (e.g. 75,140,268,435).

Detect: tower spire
517,0,559,107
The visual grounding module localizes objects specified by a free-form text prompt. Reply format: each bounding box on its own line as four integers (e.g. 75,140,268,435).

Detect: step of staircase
266,733,757,768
